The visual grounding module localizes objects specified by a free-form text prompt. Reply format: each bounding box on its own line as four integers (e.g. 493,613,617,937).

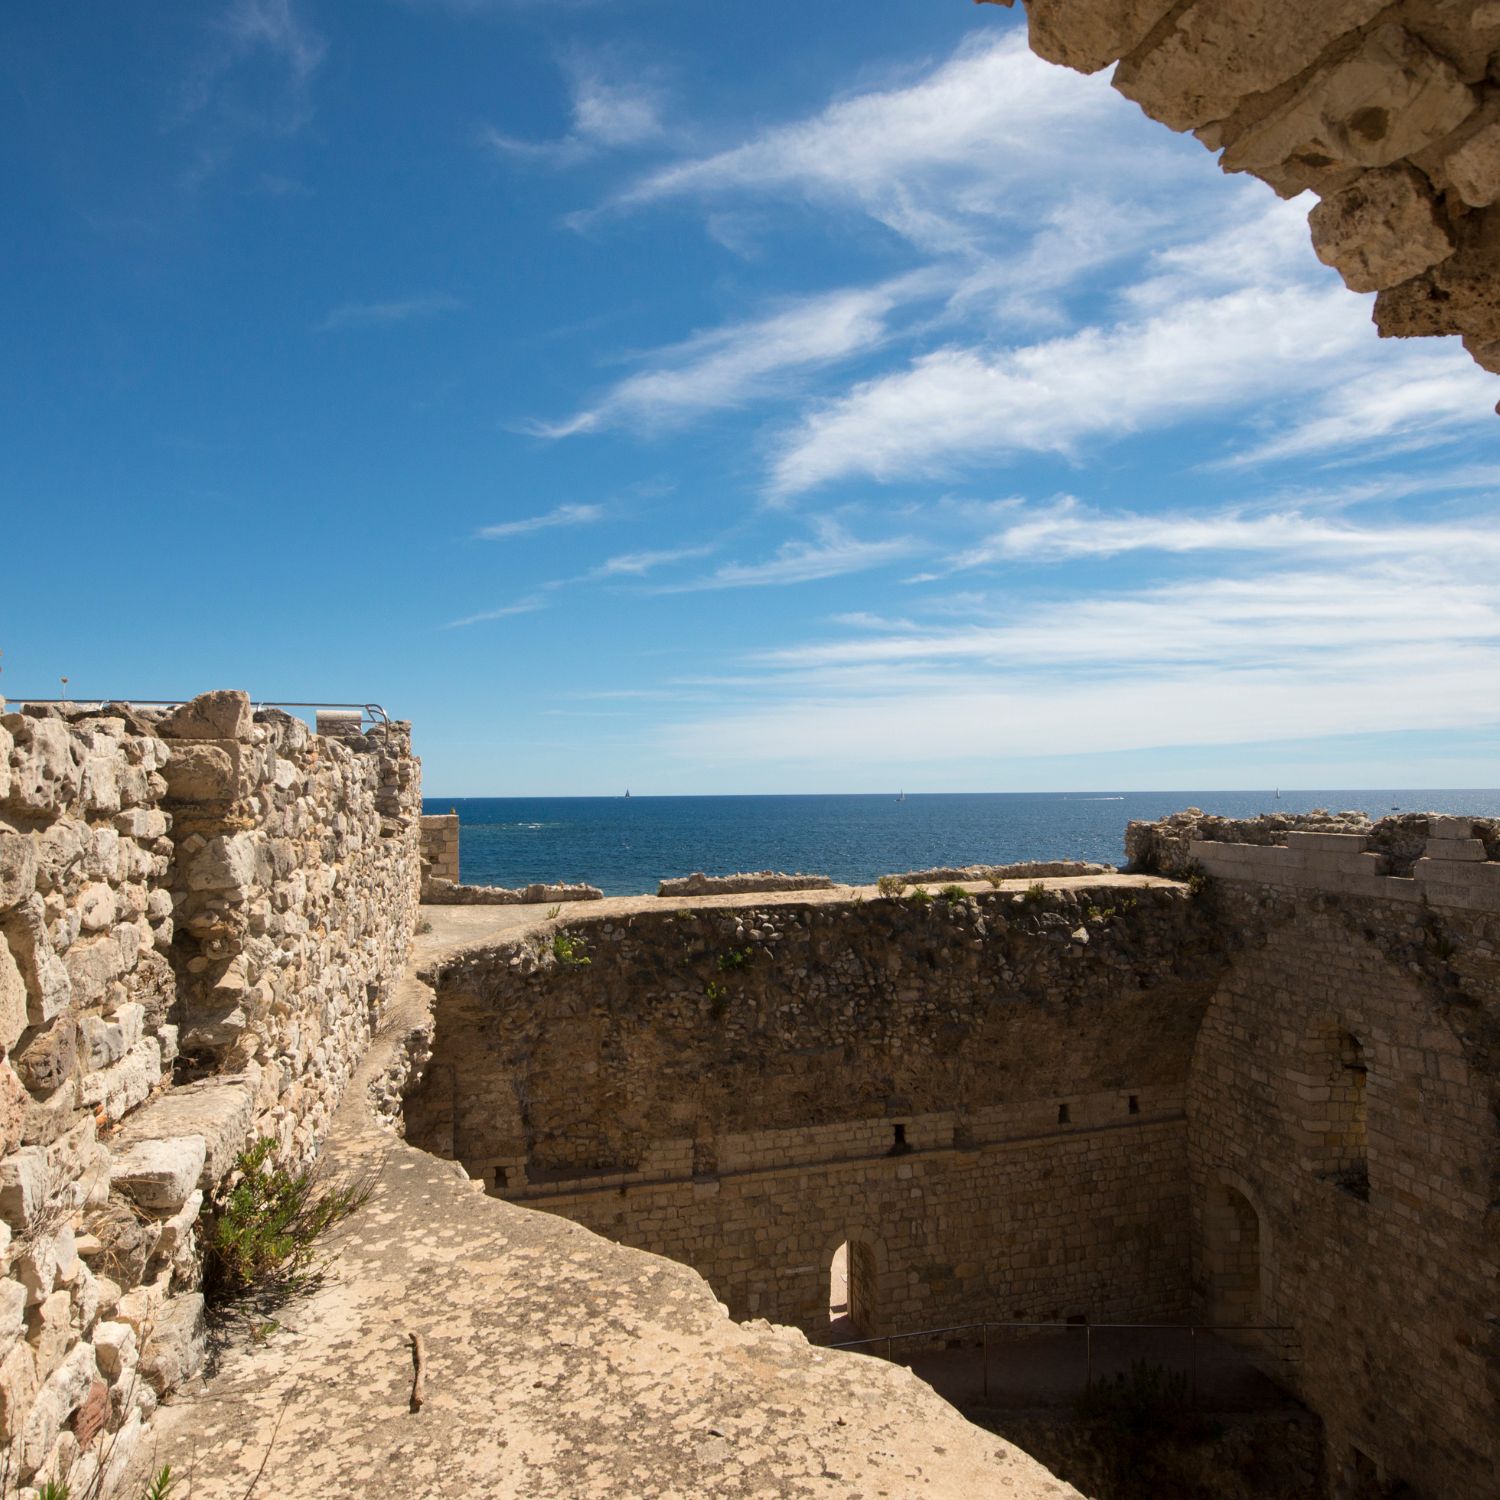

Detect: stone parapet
0,691,421,1491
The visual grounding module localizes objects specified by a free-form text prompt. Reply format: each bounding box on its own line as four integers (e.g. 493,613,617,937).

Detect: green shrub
552,931,590,966
704,980,728,1020
202,1140,369,1306
907,886,933,906
1021,880,1048,906
876,874,907,898
717,948,749,971
983,869,1004,888
939,884,969,902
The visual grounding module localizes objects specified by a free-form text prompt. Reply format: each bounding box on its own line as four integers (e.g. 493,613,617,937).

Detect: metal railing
825,1319,1296,1403
0,697,393,740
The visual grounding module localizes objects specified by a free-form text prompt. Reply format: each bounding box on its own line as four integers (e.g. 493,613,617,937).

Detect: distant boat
1275,788,1281,800
624,790,631,798
897,790,906,802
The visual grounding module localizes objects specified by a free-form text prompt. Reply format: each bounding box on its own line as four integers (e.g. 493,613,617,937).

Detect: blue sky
3,0,1498,795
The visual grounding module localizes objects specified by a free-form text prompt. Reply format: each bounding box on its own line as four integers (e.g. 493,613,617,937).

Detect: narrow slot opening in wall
1128,1094,1139,1115
1057,1103,1070,1125
889,1123,909,1155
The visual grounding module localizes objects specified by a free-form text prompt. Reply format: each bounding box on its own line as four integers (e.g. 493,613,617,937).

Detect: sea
421,789,1500,898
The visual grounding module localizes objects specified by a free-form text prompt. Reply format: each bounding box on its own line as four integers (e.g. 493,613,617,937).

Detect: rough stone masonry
0,692,420,1493
984,0,1500,381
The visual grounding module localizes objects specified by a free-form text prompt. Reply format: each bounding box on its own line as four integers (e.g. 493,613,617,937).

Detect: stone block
90,1320,136,1381
1022,0,1176,74
1422,837,1486,862
1309,165,1454,293
109,1137,207,1213
0,830,36,913
156,690,253,743
1445,117,1500,207
0,942,28,1054
1429,815,1475,840
0,1148,52,1233
137,1293,205,1395
78,1041,162,1124
1285,831,1372,852
185,832,258,894
28,1288,73,1380
116,1076,255,1189
13,1019,78,1100
1224,26,1474,176
0,1336,37,1443
1,896,72,1026
160,742,238,803
1113,0,1390,131
19,1340,96,1479
112,808,168,842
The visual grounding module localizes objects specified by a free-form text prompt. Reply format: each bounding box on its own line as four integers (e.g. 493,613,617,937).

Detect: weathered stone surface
1,896,71,1026
116,1076,255,1189
0,941,28,1054
0,830,36,913
184,832,258,893
160,741,238,803
0,1147,51,1232
12,1020,78,1104
19,1339,95,1478
91,1319,136,1380
1223,25,1474,177
1310,164,1454,292
1114,0,1391,131
1445,116,1500,206
156,690,253,743
0,1337,37,1442
1022,0,1175,74
0,1062,31,1154
657,871,835,897
108,1137,207,1213
78,1040,161,1123
137,1292,205,1395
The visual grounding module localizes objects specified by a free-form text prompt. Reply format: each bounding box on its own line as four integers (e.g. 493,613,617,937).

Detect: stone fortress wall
408,884,1213,1339
987,0,1500,377
411,810,1500,1500
0,692,421,1493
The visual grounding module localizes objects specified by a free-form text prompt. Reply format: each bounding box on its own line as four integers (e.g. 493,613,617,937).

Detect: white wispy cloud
533,278,928,437
590,545,713,577
608,31,1187,255
482,56,665,167
179,0,326,176
948,495,1500,569
476,503,604,540
657,556,1500,766
444,594,550,628
315,294,463,332
660,519,919,591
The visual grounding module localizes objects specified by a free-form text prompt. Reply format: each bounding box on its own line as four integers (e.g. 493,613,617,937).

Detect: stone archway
1203,1176,1263,1337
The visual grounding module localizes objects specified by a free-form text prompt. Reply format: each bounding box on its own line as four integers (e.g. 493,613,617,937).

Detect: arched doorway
1204,1179,1262,1338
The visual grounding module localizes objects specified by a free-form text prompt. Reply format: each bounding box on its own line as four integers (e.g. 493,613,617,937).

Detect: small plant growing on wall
983,869,1004,887
876,874,907,898
907,886,933,905
552,931,590,966
202,1139,370,1307
939,884,968,902
1021,881,1048,907
717,948,749,971
545,903,561,919
704,979,728,1020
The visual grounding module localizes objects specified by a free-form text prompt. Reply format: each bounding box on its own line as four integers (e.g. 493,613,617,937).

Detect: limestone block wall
1138,813,1500,1499
419,813,460,887
0,692,421,1492
992,0,1500,376
407,884,1217,1336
